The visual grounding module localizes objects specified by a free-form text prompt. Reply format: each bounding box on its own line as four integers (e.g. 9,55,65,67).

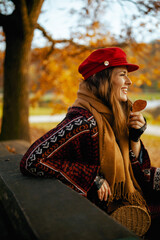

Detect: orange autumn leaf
132,100,147,112
6,145,16,154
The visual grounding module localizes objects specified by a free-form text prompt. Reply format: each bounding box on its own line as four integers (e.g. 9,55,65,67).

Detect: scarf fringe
108,182,146,207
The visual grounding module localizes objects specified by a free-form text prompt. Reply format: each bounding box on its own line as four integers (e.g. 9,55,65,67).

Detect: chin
120,97,128,102
119,93,128,102
122,98,128,102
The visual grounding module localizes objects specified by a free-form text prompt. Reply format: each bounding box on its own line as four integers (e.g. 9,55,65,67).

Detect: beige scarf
73,82,146,206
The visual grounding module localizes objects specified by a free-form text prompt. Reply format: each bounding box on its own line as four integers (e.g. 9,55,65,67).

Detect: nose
125,76,132,85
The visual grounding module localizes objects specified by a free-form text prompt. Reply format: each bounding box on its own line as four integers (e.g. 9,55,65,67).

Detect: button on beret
78,47,139,80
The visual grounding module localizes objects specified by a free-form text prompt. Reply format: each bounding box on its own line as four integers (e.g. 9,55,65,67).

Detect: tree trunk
0,33,32,141
0,0,44,141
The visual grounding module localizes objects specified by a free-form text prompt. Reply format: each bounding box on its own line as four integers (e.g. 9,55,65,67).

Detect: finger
129,115,141,121
129,123,143,129
129,120,143,126
103,182,112,200
101,185,105,200
129,117,141,123
103,188,108,201
130,111,141,116
106,183,112,196
129,121,143,129
102,182,109,201
97,189,102,201
98,181,112,201
130,115,145,124
104,180,112,196
98,185,105,201
130,113,145,124
129,116,144,125
108,187,112,196
129,124,142,129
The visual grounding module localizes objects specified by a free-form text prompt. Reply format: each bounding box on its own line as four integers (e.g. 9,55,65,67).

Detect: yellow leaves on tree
132,74,152,87
29,40,160,113
125,41,160,91
29,47,83,113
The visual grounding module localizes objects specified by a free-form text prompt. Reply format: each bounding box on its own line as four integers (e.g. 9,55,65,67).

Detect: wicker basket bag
111,205,151,237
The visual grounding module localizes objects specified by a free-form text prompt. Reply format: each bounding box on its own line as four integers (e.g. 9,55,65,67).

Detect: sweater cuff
129,141,144,164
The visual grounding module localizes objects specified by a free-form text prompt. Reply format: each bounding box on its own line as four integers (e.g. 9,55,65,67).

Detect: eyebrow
117,70,128,74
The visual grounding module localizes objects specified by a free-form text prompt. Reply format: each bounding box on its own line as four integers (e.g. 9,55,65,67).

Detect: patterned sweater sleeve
129,141,160,194
20,107,100,196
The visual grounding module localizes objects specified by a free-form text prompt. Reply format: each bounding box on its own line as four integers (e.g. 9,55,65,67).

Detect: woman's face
111,66,132,102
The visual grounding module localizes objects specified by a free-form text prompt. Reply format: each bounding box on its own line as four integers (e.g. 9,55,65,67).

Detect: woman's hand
129,111,147,157
97,180,111,201
129,111,147,142
129,112,145,129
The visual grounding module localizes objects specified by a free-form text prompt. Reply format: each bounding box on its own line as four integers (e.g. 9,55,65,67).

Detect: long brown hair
82,68,132,139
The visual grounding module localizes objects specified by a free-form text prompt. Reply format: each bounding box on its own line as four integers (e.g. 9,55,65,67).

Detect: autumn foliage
0,39,159,116
27,40,160,114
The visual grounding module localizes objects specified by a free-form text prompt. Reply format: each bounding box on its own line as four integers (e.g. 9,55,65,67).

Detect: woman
20,47,160,237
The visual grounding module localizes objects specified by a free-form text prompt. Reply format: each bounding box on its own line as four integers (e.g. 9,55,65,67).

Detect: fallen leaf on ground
6,145,16,154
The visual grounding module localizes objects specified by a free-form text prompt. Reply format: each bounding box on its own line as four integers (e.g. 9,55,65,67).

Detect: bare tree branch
36,23,127,59
36,23,125,48
36,23,57,46
36,23,80,46
36,23,97,54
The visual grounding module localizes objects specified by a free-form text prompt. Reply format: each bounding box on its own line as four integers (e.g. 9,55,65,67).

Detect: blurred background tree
0,0,159,141
0,0,44,141
29,0,160,113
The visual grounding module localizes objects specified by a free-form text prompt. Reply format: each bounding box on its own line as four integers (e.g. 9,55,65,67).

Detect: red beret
78,47,139,80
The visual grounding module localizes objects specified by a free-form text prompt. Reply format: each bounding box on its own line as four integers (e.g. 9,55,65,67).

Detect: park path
29,114,66,123
146,99,160,109
145,124,160,136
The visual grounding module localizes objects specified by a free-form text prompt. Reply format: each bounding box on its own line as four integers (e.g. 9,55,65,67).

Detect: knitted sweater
20,107,100,196
20,107,160,209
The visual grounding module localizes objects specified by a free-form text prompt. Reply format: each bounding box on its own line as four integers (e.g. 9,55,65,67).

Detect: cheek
112,79,123,93
112,76,124,87
112,79,126,100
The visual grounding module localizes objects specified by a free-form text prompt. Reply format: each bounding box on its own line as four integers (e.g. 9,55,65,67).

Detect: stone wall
0,140,139,240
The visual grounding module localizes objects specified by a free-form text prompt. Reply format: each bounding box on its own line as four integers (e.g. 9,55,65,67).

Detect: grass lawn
29,106,53,116
30,122,59,131
141,134,160,167
128,91,160,101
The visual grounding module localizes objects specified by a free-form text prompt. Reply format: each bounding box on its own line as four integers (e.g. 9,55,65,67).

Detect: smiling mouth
121,87,128,94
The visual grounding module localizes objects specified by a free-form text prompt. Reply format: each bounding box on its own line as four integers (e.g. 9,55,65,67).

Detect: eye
120,72,129,77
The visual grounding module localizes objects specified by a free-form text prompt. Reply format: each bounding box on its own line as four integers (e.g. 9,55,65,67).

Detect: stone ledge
0,140,30,157
0,141,140,240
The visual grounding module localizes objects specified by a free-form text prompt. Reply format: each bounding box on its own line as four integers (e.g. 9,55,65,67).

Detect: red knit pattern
20,107,100,195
